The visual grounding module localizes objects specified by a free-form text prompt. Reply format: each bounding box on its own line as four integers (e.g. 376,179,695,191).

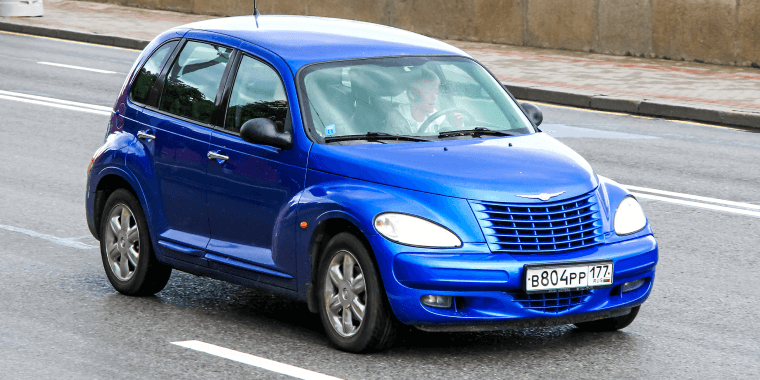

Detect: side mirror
520,102,543,127
240,118,292,150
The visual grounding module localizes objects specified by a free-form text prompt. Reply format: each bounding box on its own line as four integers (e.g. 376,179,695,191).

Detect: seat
348,67,410,135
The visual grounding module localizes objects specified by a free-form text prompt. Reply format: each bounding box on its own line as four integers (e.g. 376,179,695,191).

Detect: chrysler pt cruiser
85,15,658,352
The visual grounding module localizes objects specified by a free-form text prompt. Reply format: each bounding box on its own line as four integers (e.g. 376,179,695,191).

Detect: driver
398,67,463,134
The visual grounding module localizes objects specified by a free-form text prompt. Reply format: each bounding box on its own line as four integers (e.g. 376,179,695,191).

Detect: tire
316,232,397,353
99,189,171,296
574,306,640,332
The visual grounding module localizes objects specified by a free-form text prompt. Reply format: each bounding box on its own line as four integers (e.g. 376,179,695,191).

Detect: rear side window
130,41,177,104
159,41,233,125
224,55,288,134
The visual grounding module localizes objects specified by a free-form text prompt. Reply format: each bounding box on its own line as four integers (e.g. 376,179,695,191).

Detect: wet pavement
2,31,760,378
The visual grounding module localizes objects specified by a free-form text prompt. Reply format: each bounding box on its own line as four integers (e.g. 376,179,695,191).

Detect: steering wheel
417,108,475,135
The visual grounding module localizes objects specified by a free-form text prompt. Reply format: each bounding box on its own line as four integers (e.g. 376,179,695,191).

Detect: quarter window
130,41,176,104
159,41,233,124
224,55,288,134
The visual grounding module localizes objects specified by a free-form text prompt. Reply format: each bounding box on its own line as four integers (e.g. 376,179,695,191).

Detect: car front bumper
368,234,657,330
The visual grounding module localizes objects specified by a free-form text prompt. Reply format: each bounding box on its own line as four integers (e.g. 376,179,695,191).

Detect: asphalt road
1,32,758,379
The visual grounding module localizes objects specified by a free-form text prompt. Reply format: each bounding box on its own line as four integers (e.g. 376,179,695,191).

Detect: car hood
307,133,598,203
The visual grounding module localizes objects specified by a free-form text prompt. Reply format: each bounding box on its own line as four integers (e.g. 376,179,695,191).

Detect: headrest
349,66,406,98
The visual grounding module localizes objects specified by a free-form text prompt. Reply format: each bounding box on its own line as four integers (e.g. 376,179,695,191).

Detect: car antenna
252,0,260,27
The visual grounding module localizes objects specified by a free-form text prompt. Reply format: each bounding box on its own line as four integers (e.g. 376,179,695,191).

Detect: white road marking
624,184,760,211
172,340,344,380
38,61,117,74
72,235,96,240
0,224,98,249
0,90,111,116
631,192,760,218
0,90,112,111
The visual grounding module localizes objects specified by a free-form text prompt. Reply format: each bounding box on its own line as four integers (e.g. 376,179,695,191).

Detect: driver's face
414,81,439,114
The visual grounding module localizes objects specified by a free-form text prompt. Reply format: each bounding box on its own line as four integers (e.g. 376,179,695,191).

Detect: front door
205,53,305,289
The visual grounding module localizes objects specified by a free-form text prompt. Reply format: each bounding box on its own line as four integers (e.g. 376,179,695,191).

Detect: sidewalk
2,0,759,130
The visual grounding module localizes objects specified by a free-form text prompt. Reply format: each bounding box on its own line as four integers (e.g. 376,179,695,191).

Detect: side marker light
300,222,308,229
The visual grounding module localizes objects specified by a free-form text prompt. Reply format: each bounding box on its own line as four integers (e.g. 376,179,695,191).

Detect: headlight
614,196,647,235
374,213,461,248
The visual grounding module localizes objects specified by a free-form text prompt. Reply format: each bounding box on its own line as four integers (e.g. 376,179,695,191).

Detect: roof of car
180,15,469,72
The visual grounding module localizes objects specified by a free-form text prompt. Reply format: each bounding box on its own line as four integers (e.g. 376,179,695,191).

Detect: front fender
295,169,485,298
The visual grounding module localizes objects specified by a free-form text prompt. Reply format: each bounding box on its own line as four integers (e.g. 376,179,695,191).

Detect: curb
2,21,758,132
506,85,760,132
0,21,149,50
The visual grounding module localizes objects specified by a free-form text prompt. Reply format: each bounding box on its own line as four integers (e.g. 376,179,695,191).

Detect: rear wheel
574,306,640,332
317,233,396,352
100,189,171,296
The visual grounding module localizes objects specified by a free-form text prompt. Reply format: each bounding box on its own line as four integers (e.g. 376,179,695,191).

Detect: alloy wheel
323,250,366,337
104,204,140,281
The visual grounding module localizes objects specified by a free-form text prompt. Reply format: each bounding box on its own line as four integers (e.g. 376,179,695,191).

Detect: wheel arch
306,216,376,313
91,169,147,241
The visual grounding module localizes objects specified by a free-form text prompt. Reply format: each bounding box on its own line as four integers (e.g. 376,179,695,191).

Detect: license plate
524,261,613,293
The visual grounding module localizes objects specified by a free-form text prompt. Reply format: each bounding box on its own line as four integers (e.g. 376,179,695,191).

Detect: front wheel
99,189,171,296
317,233,397,352
574,306,640,332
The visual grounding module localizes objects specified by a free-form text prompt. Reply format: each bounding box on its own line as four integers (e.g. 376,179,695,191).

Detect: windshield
298,56,535,143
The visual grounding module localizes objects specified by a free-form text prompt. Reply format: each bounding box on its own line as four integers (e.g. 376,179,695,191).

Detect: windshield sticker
325,124,336,136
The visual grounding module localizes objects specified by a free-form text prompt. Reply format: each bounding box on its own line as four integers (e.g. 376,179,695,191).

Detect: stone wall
81,0,760,67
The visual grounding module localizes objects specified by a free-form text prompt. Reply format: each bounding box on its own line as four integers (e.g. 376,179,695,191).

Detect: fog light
622,278,647,293
421,295,452,308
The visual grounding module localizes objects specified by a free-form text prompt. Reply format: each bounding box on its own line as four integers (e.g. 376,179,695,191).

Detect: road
0,31,758,379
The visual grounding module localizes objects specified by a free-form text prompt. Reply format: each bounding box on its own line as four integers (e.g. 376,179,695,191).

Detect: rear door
133,33,238,266
204,45,306,289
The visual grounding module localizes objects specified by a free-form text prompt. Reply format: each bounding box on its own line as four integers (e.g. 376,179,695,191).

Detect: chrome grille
470,190,603,254
510,289,593,314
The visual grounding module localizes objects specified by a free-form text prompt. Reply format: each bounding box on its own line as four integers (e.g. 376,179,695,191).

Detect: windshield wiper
438,127,516,138
324,132,429,143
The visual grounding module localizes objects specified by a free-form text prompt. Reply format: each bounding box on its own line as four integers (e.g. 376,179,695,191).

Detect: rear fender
88,134,166,260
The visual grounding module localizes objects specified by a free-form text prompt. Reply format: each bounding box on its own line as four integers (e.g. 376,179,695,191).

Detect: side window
159,41,233,125
224,55,288,134
130,41,177,104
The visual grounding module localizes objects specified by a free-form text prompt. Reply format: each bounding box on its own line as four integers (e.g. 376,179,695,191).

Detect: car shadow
76,269,638,355
388,324,637,356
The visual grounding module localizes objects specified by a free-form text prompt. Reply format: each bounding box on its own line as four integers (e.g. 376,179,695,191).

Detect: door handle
207,151,229,162
137,131,155,141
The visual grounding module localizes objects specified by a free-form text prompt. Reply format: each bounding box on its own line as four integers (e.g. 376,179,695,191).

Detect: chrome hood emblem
515,191,565,201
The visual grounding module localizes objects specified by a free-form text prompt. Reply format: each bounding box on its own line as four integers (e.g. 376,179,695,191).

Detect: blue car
85,15,657,352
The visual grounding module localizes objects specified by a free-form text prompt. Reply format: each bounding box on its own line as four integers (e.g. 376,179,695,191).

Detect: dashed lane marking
37,61,118,74
172,340,344,380
0,224,98,250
